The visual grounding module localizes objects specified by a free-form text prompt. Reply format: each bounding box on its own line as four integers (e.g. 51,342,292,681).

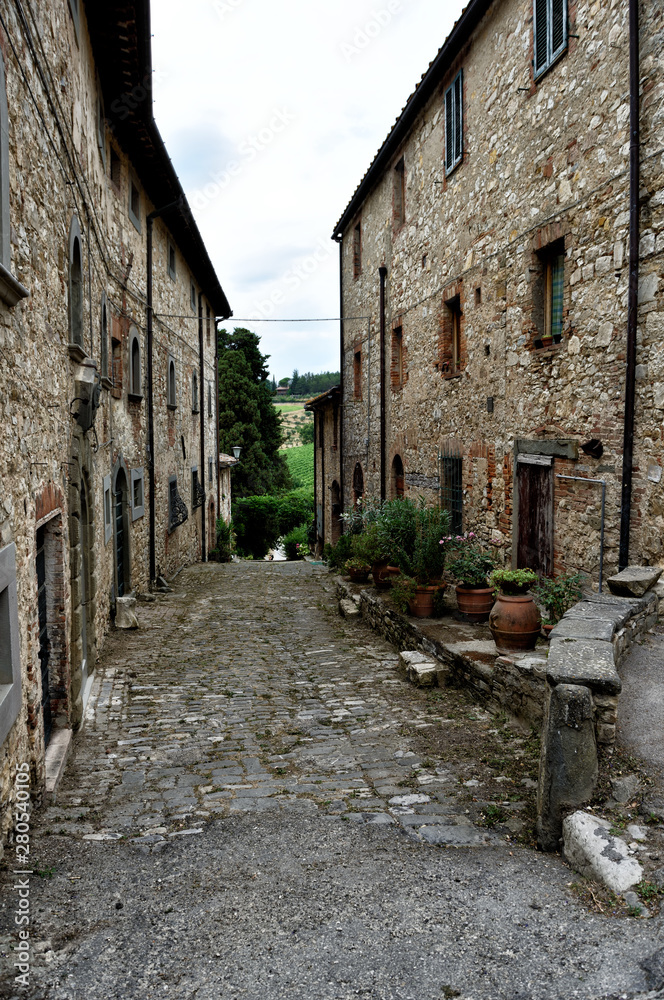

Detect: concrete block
546,638,621,694
537,684,598,851
607,565,663,598
116,596,139,629
562,811,642,894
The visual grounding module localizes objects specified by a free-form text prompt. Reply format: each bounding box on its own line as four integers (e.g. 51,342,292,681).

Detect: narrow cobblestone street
1,562,662,999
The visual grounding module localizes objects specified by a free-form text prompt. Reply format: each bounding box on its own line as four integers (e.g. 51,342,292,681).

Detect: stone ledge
44,728,73,804
547,637,621,695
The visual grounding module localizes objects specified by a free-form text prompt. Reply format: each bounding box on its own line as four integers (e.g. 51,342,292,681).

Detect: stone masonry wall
0,1,223,856
339,0,664,582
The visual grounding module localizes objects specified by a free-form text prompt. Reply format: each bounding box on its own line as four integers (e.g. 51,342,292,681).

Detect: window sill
532,340,564,358
192,408,200,415
0,262,29,307
128,392,143,404
167,403,177,411
442,371,463,380
68,343,87,363
101,376,113,391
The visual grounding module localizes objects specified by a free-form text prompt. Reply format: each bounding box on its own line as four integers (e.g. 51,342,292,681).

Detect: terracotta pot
455,584,495,623
407,585,437,618
347,566,370,583
372,561,392,590
489,592,542,652
542,623,555,639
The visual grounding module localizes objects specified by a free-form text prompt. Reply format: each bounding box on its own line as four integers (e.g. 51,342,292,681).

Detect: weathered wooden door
36,526,52,746
516,456,553,576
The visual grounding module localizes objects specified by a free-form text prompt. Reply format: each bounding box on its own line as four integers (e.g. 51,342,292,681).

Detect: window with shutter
533,0,567,78
444,71,463,175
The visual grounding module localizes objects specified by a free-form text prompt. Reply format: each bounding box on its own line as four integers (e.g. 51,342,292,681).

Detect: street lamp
232,445,242,461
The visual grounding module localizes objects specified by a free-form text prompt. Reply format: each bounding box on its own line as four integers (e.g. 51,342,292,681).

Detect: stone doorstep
44,728,73,804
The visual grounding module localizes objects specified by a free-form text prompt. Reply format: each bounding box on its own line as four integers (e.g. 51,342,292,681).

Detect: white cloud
151,0,465,379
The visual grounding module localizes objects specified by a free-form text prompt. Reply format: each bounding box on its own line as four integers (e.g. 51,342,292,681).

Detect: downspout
321,413,326,545
146,197,182,585
619,0,640,570
336,236,344,514
312,407,318,549
215,318,221,520
379,266,387,501
198,293,206,562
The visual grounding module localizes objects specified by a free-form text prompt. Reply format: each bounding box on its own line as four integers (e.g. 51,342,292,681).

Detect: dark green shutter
534,0,548,74
445,86,454,172
454,71,463,163
552,0,566,57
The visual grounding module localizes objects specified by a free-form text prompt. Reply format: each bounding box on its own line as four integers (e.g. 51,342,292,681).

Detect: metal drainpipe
379,266,387,501
198,293,206,562
215,318,221,522
619,0,640,570
146,197,182,585
336,236,344,514
312,407,318,549
320,413,326,546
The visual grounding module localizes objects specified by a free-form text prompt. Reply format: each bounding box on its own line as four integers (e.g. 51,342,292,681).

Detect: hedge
232,488,314,559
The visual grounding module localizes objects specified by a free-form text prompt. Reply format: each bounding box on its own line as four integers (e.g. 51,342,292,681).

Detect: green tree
290,369,300,395
300,420,315,445
217,327,291,498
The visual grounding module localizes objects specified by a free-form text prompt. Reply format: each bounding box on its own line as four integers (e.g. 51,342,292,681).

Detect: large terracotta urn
455,585,495,623
489,592,541,652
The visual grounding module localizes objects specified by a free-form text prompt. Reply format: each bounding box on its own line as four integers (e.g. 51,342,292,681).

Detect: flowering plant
444,533,496,587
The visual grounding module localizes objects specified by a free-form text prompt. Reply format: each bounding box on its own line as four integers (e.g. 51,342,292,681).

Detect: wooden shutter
551,0,566,59
534,0,549,75
445,86,454,172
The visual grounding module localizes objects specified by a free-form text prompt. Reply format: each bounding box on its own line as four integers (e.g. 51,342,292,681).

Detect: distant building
305,387,341,552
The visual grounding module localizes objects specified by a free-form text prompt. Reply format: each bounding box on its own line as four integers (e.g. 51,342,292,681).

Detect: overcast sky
151,0,466,381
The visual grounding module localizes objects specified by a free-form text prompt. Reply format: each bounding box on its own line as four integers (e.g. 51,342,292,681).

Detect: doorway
114,468,130,597
36,526,52,746
516,456,553,576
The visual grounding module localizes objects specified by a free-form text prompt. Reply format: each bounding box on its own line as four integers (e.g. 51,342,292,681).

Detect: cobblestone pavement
1,562,663,1000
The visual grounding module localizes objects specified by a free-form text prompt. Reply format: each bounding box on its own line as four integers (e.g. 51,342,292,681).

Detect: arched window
192,371,199,413
391,454,405,499
128,325,141,398
100,294,108,379
353,463,364,505
69,217,83,347
167,356,176,408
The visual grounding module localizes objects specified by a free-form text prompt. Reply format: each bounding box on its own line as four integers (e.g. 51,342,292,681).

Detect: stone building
329,0,663,585
305,386,342,553
0,0,231,854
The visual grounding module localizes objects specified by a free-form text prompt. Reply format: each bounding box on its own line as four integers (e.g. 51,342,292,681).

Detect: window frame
208,456,214,486
393,157,405,229
190,280,197,312
68,216,84,350
533,0,568,80
128,325,142,400
192,370,199,414
67,0,80,44
100,292,109,381
103,475,113,544
167,355,177,409
391,325,404,389
131,467,145,521
353,345,362,401
128,172,141,233
207,381,213,418
353,219,361,279
109,144,121,190
167,241,176,281
0,543,22,747
444,70,463,175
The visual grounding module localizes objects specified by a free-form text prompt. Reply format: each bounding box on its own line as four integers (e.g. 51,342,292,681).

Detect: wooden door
517,458,553,576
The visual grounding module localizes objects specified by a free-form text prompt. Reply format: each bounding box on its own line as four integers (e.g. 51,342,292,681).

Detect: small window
391,326,405,389
536,240,565,345
69,218,83,348
167,356,176,408
440,292,463,376
534,0,567,79
191,466,203,509
192,371,199,413
109,146,121,189
191,281,197,312
353,346,362,400
100,294,109,379
128,174,141,232
448,298,462,373
103,475,112,544
353,463,364,505
353,220,361,279
97,89,106,168
207,382,213,418
0,543,22,747
441,453,463,534
208,456,214,485
168,474,188,531
393,158,405,228
168,242,176,281
206,304,211,346
445,70,463,175
131,468,145,520
68,0,80,42
129,326,142,398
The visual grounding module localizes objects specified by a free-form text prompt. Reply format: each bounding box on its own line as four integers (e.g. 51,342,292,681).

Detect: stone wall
336,0,664,582
0,2,227,856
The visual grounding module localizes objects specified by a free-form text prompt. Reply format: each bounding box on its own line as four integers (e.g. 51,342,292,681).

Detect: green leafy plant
432,586,447,617
445,533,496,587
282,522,309,560
533,572,583,623
490,568,538,595
232,487,313,558
345,556,371,574
354,522,393,565
323,533,354,570
391,574,416,612
213,517,233,562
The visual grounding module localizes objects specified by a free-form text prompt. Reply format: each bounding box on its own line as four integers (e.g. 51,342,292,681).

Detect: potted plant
488,568,541,652
353,523,395,589
345,556,371,583
385,499,451,617
445,533,496,622
533,572,583,634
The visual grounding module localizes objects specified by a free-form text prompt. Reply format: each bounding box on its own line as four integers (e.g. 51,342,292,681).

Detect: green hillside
285,444,314,490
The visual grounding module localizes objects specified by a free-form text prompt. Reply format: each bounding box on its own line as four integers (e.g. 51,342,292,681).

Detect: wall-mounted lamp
232,445,242,461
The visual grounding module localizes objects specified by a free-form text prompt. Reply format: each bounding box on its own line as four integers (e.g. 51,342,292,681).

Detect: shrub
232,488,314,558
533,572,584,623
283,522,310,560
391,574,416,612
490,568,538,595
214,518,233,562
324,533,354,570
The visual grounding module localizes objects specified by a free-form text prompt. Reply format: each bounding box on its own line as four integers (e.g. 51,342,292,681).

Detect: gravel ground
0,562,663,1000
